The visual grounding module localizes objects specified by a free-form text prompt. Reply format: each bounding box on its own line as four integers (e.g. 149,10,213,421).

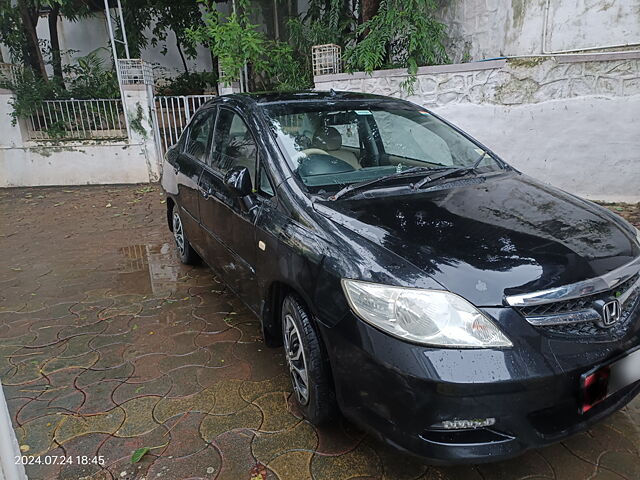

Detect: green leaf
131,447,150,464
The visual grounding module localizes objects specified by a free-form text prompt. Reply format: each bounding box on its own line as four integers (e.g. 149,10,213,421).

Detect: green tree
118,0,206,72
287,0,356,81
187,0,309,91
45,0,93,83
150,0,205,72
1,0,94,83
285,0,448,90
0,2,27,63
15,0,48,78
344,0,448,88
116,0,154,58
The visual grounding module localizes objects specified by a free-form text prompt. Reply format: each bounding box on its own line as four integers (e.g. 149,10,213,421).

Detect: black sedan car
161,91,640,464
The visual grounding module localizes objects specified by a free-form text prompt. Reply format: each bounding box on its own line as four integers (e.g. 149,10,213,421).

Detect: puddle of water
115,243,183,296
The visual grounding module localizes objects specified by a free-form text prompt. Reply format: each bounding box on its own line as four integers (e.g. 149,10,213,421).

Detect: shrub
344,0,449,91
155,71,218,95
186,0,311,92
1,49,120,123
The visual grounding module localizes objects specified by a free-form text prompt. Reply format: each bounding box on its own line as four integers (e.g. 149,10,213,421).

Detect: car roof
205,90,410,108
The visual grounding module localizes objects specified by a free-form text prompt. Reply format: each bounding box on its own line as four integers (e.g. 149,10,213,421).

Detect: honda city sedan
161,91,640,464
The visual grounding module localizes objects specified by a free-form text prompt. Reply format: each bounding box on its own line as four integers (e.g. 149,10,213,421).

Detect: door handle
200,186,212,199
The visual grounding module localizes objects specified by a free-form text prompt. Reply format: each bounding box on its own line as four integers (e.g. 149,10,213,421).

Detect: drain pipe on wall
0,381,27,480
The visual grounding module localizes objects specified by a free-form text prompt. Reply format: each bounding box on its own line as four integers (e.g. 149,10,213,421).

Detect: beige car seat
312,127,360,169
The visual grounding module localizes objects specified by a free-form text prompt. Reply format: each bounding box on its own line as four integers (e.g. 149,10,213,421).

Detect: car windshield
263,101,504,194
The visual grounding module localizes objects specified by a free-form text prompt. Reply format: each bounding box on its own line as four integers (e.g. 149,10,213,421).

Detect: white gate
152,95,216,157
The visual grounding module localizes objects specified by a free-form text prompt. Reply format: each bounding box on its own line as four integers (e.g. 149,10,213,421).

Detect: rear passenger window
211,109,257,185
184,110,215,163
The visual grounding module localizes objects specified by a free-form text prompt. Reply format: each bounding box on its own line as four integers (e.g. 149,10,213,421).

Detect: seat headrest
313,126,342,151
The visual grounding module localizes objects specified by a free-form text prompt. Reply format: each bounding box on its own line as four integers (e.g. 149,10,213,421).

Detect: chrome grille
515,273,640,339
542,288,640,340
516,273,639,317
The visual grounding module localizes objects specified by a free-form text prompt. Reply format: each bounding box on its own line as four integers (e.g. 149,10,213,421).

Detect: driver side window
184,109,215,163
212,109,257,185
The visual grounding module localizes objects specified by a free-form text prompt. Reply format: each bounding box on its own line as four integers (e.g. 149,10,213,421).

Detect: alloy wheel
172,211,185,257
283,313,310,405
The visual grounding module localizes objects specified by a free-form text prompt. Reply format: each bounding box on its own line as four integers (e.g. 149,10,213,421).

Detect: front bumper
321,307,640,464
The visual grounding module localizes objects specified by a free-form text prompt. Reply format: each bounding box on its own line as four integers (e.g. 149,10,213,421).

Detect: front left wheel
282,295,337,424
172,204,197,265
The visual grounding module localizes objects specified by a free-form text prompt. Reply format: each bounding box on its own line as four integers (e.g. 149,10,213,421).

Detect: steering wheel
301,148,329,157
296,149,355,177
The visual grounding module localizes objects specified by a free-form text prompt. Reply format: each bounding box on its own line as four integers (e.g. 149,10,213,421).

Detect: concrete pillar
0,89,27,148
121,84,160,181
0,88,29,187
218,81,241,95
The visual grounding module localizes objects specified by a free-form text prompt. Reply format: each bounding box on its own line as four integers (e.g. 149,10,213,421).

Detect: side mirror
224,166,256,212
224,166,253,197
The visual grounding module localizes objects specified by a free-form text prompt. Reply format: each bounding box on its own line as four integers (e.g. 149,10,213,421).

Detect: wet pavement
1,184,639,480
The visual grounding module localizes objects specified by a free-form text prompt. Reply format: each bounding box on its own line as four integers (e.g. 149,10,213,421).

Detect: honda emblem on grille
602,300,621,327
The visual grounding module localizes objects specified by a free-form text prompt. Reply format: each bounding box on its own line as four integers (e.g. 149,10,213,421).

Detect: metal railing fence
26,99,127,141
153,95,215,156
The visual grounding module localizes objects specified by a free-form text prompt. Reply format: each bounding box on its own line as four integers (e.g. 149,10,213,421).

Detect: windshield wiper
329,152,496,200
329,166,440,201
412,151,491,190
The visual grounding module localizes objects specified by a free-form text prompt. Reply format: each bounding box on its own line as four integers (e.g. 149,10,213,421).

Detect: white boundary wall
0,381,27,480
0,85,159,187
437,0,640,62
315,52,640,203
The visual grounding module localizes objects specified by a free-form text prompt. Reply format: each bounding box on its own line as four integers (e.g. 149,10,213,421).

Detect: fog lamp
432,418,496,430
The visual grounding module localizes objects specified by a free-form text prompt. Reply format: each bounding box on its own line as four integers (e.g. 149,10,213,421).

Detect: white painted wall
0,87,159,187
315,53,640,202
0,142,154,187
433,96,640,203
545,0,640,53
437,0,640,62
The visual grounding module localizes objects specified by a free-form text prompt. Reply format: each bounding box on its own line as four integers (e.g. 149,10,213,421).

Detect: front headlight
341,279,512,348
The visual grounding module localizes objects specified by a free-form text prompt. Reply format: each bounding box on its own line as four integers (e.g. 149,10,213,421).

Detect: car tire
172,204,197,265
281,294,337,424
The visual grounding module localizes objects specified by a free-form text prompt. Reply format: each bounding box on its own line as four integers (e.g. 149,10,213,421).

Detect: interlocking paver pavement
1,184,639,480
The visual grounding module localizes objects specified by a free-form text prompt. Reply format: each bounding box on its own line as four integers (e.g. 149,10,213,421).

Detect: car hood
314,173,639,306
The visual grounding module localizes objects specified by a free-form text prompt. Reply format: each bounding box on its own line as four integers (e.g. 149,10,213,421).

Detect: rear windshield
263,102,503,193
